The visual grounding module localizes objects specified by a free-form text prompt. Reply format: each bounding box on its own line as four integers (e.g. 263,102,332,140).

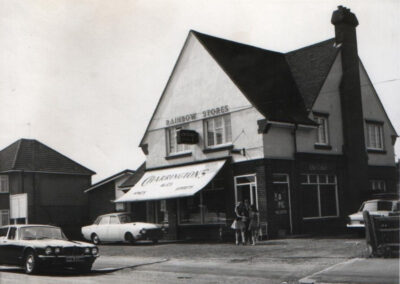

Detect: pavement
0,237,399,283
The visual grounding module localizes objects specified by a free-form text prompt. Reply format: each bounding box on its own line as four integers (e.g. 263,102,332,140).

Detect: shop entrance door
234,175,258,208
272,174,292,235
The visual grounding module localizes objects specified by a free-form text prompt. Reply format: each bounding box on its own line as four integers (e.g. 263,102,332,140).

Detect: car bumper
346,223,365,229
137,229,164,241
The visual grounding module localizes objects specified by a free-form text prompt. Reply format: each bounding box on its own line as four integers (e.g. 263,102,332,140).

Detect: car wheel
24,251,38,274
91,233,100,245
125,232,135,244
152,239,158,244
76,263,93,274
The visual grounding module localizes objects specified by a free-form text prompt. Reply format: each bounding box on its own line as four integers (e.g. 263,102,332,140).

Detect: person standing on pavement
243,199,251,243
248,204,260,245
231,201,246,245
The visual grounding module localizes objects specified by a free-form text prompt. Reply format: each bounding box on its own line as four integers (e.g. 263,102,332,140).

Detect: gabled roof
285,38,340,109
119,162,146,189
192,31,315,126
84,169,135,193
0,139,95,175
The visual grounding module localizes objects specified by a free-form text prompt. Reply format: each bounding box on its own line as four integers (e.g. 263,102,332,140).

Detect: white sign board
10,193,28,219
115,160,226,202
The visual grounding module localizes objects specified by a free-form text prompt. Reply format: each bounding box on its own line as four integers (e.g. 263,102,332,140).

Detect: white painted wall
360,63,397,166
297,53,344,155
142,33,264,169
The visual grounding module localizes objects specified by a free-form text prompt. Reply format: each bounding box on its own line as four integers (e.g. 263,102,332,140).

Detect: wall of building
143,33,264,169
87,182,115,223
359,62,397,166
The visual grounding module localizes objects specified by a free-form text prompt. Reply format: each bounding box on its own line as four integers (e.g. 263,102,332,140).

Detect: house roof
119,162,146,189
0,139,95,175
285,38,340,109
84,169,135,193
193,31,316,126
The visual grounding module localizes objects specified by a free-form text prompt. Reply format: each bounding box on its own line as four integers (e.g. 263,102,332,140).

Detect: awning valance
115,160,226,202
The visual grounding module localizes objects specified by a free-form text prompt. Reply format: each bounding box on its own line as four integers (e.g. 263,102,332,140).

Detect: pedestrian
231,201,246,245
243,199,251,243
248,204,260,245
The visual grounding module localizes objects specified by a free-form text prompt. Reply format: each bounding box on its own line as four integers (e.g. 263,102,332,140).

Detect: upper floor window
167,124,190,155
204,115,232,148
0,176,9,193
370,180,386,192
0,210,9,226
314,114,329,145
366,121,384,150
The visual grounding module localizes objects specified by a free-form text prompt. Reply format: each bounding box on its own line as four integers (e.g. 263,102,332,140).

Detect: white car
347,199,400,229
81,213,164,244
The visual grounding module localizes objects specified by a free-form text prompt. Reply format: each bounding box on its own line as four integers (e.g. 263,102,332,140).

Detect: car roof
364,199,399,203
98,212,130,218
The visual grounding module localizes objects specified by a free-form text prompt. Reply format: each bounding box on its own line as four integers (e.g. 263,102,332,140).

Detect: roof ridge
286,38,336,54
11,139,23,170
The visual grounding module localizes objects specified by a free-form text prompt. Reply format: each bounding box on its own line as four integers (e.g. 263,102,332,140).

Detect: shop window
166,124,190,155
314,114,329,145
370,180,386,192
204,115,232,148
300,174,339,219
366,121,384,150
0,210,9,226
152,200,168,224
178,179,226,225
0,175,9,193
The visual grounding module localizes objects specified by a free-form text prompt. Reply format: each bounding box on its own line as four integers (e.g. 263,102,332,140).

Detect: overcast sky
0,0,399,182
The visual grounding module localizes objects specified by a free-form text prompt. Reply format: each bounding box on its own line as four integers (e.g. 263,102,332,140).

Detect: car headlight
45,247,52,255
140,229,147,235
84,247,91,254
91,247,98,255
54,247,61,254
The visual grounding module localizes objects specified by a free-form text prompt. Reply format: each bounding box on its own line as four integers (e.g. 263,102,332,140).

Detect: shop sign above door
165,105,229,126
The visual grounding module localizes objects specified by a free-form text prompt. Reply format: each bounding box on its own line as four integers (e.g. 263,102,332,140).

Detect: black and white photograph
0,1,399,283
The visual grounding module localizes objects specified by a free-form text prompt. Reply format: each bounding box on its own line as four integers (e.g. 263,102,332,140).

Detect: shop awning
115,160,226,202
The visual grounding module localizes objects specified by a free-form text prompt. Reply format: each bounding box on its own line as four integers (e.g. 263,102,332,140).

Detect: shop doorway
272,174,292,235
234,175,258,209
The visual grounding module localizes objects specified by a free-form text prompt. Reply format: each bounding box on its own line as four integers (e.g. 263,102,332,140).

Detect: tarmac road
0,237,397,284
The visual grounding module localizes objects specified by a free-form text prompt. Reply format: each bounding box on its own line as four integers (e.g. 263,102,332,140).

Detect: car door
5,227,20,265
0,226,9,264
108,215,123,241
96,216,111,241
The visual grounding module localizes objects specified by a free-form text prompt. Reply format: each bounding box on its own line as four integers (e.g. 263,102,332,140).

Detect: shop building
0,139,94,239
117,6,398,239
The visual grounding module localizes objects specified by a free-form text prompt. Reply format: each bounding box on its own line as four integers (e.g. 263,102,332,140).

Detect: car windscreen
118,214,133,224
362,201,393,211
19,226,67,240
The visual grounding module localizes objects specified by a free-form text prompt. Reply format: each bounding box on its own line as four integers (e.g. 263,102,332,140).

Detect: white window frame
366,121,384,150
0,175,9,193
301,174,339,220
204,114,232,148
370,180,386,192
0,210,10,226
314,114,329,145
234,174,258,209
166,124,191,155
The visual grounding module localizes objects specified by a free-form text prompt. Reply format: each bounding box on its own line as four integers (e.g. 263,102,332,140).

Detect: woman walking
231,201,246,245
248,204,260,245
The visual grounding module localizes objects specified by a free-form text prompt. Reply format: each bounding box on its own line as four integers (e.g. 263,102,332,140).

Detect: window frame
366,120,384,151
313,113,330,146
370,180,386,192
204,114,232,149
0,175,9,193
300,174,339,220
166,123,191,156
0,210,10,226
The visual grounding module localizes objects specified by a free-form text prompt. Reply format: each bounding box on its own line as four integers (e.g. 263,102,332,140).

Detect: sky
0,0,399,182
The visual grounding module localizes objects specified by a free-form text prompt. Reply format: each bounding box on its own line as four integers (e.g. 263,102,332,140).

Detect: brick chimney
331,6,368,214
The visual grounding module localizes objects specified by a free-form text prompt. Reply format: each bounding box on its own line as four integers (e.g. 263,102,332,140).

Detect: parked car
0,224,98,274
81,212,165,245
347,199,400,229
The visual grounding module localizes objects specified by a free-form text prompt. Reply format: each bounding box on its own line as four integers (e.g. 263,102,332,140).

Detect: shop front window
300,174,339,219
154,200,168,224
178,179,226,225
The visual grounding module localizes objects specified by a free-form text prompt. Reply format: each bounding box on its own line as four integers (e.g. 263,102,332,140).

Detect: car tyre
125,232,135,244
91,233,100,245
24,251,38,274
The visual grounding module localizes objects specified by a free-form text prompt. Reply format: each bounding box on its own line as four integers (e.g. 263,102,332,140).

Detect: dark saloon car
0,224,99,274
